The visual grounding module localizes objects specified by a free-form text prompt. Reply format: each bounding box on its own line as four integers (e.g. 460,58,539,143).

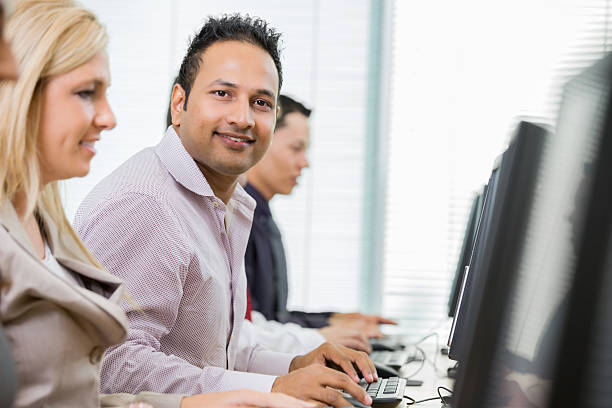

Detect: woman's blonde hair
0,0,107,267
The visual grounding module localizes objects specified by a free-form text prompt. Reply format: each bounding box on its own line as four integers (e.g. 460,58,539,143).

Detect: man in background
245,95,396,336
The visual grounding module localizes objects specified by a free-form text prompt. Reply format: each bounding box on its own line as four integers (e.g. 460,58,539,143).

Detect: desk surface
381,342,455,408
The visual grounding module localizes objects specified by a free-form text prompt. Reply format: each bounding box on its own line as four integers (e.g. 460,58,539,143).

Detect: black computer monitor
453,54,612,408
447,187,485,318
447,122,547,364
447,158,502,362
546,54,612,408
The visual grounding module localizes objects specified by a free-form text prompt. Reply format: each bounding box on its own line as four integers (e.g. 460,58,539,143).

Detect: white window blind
383,0,612,342
65,0,372,313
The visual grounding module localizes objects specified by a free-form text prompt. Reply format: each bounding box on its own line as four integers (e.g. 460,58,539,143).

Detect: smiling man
74,14,376,408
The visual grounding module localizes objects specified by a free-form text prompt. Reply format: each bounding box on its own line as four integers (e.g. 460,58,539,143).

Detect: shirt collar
156,126,256,213
156,126,215,197
244,182,271,216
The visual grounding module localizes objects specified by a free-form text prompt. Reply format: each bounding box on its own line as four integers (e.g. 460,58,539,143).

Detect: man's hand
317,326,371,353
289,342,377,383
328,313,397,338
272,365,372,407
180,389,316,408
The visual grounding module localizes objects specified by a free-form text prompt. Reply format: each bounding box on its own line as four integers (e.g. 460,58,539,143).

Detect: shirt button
89,346,104,365
213,201,220,208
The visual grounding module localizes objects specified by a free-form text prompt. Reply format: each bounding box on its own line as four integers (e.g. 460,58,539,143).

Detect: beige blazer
0,202,183,408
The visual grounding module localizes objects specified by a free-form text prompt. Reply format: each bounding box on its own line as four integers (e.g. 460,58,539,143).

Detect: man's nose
227,98,255,129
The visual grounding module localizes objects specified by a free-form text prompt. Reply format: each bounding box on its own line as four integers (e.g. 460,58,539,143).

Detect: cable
412,332,445,376
438,386,454,404
414,332,439,346
407,396,441,404
423,315,451,336
404,346,426,379
438,386,453,395
405,386,454,405
417,342,448,378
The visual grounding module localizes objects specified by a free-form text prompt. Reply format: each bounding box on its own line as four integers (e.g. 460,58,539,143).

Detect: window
383,0,612,341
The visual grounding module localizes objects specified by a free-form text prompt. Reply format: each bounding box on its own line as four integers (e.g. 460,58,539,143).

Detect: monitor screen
447,161,501,361
447,188,485,318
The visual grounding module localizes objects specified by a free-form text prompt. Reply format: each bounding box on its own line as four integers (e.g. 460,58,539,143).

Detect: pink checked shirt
74,127,295,395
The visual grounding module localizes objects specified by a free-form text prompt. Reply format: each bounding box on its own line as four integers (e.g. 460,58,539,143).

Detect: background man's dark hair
177,14,283,110
276,95,311,131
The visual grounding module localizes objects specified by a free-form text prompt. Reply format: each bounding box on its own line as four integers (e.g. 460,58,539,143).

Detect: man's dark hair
276,95,311,130
177,14,283,110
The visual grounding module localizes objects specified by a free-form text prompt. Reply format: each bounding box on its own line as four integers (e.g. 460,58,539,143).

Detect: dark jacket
244,183,331,328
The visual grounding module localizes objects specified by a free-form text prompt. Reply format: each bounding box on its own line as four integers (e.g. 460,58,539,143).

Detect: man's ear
170,83,186,126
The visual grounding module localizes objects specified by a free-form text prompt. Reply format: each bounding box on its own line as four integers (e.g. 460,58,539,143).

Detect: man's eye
254,99,271,108
215,90,228,97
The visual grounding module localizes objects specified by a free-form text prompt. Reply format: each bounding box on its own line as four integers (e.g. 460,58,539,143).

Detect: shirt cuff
222,369,280,392
249,350,296,376
301,328,326,350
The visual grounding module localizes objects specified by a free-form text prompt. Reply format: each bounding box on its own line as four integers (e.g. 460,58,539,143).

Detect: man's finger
334,396,355,408
366,327,385,338
343,337,371,353
350,350,376,383
366,352,378,381
318,369,371,406
323,346,360,382
372,315,398,325
351,331,370,344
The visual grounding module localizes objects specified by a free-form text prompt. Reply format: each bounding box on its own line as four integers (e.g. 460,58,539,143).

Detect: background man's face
251,111,310,196
175,40,279,179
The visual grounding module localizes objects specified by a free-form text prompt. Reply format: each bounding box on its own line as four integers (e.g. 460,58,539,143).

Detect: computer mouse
339,392,372,408
342,396,371,408
373,361,399,378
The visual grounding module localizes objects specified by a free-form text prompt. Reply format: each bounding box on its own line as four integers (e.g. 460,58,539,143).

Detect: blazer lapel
0,201,39,259
38,208,129,334
0,201,129,345
41,209,123,299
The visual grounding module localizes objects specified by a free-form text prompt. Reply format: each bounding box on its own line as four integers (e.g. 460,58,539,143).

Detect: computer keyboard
359,376,406,403
370,345,422,368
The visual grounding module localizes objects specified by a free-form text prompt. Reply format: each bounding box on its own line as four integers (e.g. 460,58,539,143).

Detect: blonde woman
0,1,313,407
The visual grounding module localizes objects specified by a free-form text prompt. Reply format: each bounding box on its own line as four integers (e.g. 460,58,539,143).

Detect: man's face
249,112,310,196
172,40,279,181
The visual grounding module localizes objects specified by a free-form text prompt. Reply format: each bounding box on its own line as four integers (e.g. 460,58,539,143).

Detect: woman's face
38,50,116,184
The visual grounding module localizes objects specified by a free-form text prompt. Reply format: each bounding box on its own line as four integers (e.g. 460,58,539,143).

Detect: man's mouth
215,131,255,147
